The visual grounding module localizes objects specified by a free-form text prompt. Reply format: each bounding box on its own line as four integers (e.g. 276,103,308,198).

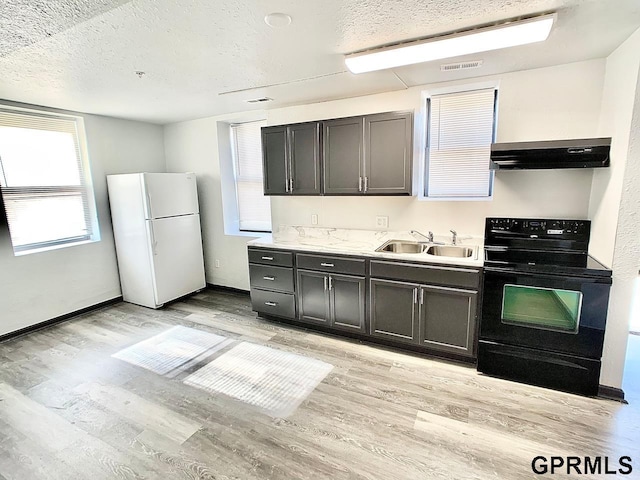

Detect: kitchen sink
376,240,425,254
425,245,475,258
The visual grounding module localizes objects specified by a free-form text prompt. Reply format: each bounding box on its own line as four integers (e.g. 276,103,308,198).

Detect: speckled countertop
247,226,484,268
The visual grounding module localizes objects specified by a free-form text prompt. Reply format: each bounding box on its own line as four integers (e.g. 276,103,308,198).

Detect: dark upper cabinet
262,111,413,197
262,126,289,195
364,112,413,195
262,122,321,196
369,279,419,344
289,122,322,195
323,117,364,194
419,285,478,357
323,112,413,195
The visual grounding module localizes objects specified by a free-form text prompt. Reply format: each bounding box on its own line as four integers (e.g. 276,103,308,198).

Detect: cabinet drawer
249,265,294,293
250,288,296,319
296,253,366,275
248,248,293,267
370,260,480,289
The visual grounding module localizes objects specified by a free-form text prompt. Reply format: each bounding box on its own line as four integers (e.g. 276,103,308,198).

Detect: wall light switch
376,216,389,229
215,259,220,268
311,214,318,225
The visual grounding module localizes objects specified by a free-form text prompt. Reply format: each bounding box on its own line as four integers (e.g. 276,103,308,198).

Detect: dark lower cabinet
419,285,478,357
369,279,419,344
250,288,296,319
297,270,330,325
330,274,366,333
249,248,480,360
370,278,478,358
248,247,296,319
297,269,365,332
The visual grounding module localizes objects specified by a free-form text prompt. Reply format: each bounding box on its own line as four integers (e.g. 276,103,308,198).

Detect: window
425,88,497,198
0,107,99,254
230,120,271,233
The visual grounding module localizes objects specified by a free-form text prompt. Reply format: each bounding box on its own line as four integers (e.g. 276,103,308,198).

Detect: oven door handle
483,266,612,284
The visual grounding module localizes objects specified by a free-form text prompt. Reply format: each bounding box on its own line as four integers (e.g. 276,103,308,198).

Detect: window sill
223,228,272,239
13,238,100,256
418,195,494,202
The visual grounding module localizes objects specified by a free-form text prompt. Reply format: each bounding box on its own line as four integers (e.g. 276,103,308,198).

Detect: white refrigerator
107,173,206,309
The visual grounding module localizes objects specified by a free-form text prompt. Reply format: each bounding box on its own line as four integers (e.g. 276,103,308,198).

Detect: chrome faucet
410,230,444,245
450,230,458,245
410,230,431,242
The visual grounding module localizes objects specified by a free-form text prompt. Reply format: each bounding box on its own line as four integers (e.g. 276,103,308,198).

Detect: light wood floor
0,289,638,479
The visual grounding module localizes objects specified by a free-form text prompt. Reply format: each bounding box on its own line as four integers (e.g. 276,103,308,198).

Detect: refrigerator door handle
149,222,158,256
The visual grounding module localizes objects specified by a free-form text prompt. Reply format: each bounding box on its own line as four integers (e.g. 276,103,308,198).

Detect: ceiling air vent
440,60,483,72
246,97,273,104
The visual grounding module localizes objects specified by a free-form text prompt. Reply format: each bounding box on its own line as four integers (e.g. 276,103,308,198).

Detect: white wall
271,61,603,234
0,107,166,336
164,115,265,290
164,59,604,291
590,28,640,389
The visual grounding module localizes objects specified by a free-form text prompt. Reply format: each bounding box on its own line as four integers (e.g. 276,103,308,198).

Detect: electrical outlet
376,216,389,229
215,259,220,268
311,214,318,225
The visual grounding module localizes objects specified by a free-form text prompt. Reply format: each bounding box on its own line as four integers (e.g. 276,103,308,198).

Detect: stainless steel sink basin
376,240,425,254
425,245,475,258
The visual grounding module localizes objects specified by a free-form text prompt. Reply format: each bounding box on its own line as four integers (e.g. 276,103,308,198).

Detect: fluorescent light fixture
345,13,556,74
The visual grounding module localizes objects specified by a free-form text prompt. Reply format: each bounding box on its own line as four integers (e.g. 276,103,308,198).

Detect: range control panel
486,218,591,239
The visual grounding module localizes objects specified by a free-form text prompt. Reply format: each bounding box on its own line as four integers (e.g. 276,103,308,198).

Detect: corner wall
0,106,166,336
589,28,640,389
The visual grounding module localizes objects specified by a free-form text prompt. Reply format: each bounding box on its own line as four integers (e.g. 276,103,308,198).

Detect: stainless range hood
490,138,611,170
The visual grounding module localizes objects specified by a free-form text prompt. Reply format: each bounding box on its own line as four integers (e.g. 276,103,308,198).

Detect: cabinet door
329,274,366,333
419,285,478,357
296,270,330,325
369,279,419,344
288,122,321,195
323,117,363,194
363,112,412,195
262,126,289,195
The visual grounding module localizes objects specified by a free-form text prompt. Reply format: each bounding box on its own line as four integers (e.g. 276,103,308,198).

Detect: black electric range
477,217,612,396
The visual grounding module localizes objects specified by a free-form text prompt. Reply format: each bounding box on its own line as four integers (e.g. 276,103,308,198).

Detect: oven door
480,267,611,359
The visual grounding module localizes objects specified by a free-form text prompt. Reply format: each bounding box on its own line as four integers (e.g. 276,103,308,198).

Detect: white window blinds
0,108,97,254
231,121,271,232
426,88,496,198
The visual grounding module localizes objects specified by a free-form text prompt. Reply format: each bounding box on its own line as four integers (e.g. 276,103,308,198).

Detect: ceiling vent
440,60,483,72
246,97,273,104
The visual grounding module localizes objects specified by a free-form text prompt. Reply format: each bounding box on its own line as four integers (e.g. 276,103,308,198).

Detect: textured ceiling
0,0,639,124
0,0,132,57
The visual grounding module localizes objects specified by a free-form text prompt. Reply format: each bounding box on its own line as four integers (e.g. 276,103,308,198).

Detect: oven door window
501,284,582,333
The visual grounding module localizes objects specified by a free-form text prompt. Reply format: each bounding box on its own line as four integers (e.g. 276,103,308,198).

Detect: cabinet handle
261,256,274,261
328,276,333,291
364,176,369,193
320,263,334,267
358,176,363,192
420,289,424,305
413,288,418,304
263,276,275,281
324,276,328,291
264,301,278,307
289,178,294,193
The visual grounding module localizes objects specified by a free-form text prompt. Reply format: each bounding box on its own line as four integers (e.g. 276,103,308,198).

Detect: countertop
247,226,484,268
